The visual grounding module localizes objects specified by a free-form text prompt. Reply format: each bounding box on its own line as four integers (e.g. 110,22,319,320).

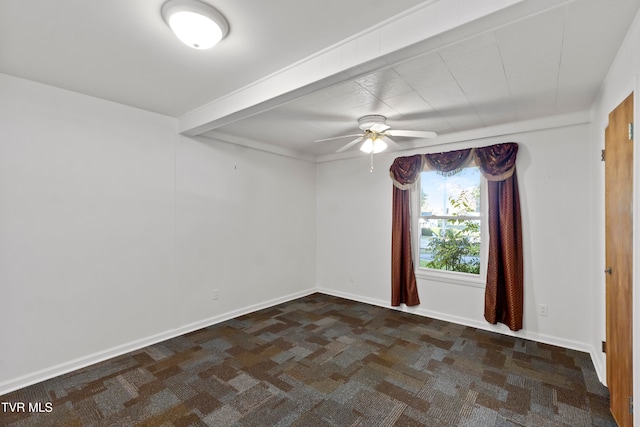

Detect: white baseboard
317,287,605,384
590,348,607,386
0,288,316,396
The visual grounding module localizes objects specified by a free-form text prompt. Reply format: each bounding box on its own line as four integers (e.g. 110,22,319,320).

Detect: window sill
415,268,486,288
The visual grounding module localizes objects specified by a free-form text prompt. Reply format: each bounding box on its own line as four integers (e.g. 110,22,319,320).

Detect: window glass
418,167,482,275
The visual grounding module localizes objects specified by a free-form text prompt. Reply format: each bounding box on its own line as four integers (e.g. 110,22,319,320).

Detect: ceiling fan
315,114,437,153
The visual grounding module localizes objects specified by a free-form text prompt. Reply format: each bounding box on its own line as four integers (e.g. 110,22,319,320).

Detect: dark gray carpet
2,293,615,426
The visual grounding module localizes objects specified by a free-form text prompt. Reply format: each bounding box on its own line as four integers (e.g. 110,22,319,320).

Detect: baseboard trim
0,288,316,396
317,287,605,384
590,348,607,386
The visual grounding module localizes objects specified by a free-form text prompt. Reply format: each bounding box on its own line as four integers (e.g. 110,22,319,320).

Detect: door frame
633,76,640,427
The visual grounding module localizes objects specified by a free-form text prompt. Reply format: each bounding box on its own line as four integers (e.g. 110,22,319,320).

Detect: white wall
0,74,316,394
175,136,316,327
0,74,177,390
589,9,640,422
317,123,595,356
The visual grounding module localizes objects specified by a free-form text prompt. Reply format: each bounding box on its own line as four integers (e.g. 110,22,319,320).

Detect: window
414,166,487,284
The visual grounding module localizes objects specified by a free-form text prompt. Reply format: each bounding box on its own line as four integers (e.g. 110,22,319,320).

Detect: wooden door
605,92,634,427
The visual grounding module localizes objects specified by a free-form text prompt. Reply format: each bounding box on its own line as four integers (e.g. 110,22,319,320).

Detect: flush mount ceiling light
162,0,229,49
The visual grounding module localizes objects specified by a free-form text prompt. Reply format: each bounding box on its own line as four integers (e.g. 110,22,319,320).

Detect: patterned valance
390,143,518,189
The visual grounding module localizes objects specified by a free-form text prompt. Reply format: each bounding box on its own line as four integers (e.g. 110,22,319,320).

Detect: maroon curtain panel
390,143,522,330
482,173,523,331
389,155,423,306
476,143,523,331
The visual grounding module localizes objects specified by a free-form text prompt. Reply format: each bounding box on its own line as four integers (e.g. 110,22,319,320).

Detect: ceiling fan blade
314,133,362,142
381,136,401,151
369,123,390,133
386,129,437,139
336,137,364,153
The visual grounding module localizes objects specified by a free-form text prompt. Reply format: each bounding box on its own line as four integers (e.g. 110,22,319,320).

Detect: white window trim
411,169,489,288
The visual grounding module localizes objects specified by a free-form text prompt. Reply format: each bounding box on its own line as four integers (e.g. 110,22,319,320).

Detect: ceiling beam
177,0,575,137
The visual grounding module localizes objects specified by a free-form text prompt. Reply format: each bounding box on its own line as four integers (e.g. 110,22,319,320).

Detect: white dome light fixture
162,0,229,50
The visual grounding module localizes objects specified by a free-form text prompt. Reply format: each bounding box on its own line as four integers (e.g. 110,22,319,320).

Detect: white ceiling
2,0,639,159
0,0,427,116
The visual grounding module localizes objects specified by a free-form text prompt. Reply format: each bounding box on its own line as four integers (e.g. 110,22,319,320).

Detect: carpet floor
2,293,615,426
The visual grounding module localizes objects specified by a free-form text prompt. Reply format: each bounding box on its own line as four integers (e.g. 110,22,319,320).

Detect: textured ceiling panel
206,0,640,156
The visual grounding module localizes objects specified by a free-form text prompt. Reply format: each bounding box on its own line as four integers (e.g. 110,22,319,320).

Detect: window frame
411,166,489,288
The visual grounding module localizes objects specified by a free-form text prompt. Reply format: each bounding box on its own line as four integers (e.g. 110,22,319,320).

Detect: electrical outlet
539,304,548,317
213,289,219,300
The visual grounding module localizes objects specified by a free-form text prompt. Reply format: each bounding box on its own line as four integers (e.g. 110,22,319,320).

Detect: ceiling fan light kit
162,0,229,50
359,134,387,154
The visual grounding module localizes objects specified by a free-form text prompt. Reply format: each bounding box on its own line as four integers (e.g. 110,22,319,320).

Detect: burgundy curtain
390,155,423,306
389,143,523,331
475,143,523,331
